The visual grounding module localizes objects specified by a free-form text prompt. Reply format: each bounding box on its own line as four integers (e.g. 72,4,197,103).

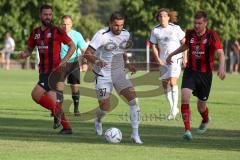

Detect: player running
19,4,75,134
84,11,143,144
167,11,225,140
150,8,186,120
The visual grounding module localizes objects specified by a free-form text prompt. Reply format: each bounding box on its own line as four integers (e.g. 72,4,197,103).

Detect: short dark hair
109,11,126,22
194,11,208,21
62,15,72,21
40,4,53,13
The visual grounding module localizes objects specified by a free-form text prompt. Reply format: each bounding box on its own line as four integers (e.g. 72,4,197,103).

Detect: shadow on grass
0,117,239,151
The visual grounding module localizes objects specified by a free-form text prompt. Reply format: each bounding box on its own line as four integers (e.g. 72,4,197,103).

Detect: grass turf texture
0,69,239,160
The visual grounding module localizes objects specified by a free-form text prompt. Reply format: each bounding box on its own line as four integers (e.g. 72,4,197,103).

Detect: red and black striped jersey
185,29,223,73
28,25,71,74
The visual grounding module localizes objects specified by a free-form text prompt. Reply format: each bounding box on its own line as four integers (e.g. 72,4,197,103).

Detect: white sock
165,85,173,112
172,85,179,111
96,107,106,122
129,98,140,137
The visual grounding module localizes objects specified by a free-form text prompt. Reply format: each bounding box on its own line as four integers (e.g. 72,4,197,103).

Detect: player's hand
126,64,137,75
19,51,29,59
95,59,107,68
182,59,188,68
158,60,165,66
166,54,173,64
217,66,226,80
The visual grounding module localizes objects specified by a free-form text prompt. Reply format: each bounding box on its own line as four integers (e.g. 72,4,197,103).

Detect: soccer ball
104,127,122,143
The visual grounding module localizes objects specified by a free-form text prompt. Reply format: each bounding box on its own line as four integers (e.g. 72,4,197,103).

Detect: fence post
146,40,150,72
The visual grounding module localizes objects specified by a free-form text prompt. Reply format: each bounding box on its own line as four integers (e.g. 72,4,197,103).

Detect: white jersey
4,37,15,52
150,23,185,63
89,27,130,80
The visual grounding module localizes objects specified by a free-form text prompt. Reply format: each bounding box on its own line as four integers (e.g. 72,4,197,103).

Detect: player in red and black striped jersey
167,11,226,140
19,4,76,134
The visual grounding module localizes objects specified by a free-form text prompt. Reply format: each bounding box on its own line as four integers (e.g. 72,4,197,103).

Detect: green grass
0,69,239,160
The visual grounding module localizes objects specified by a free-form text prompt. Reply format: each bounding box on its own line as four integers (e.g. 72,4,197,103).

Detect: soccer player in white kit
150,8,186,120
84,12,143,144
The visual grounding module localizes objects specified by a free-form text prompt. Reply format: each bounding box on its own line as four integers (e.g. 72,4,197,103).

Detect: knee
31,90,40,103
99,99,110,111
181,96,190,104
129,97,139,106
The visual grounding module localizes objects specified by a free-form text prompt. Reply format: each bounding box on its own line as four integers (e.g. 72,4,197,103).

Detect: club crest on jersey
47,33,52,38
34,34,40,40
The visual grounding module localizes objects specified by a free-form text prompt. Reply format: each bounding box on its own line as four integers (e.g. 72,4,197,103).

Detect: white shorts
159,59,182,80
95,70,133,100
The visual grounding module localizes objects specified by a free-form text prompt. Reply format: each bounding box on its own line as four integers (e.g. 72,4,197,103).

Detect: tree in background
121,0,240,41
0,0,81,50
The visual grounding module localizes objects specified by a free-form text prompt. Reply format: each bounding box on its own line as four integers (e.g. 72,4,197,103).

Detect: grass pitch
0,69,239,160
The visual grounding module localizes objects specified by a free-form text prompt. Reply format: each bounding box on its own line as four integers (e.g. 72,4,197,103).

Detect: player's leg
195,72,212,134
67,62,81,116
167,63,182,120
162,79,174,117
120,87,143,144
160,66,174,115
234,54,239,74
181,69,195,140
5,52,11,70
115,72,143,144
70,84,80,116
55,81,72,134
94,81,112,136
196,99,209,134
181,88,192,140
169,77,179,119
229,52,234,74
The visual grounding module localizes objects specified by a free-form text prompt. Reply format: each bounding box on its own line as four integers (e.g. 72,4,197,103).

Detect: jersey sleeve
57,27,72,45
150,29,157,44
212,31,223,50
176,26,185,41
89,31,103,51
77,33,87,49
27,30,36,49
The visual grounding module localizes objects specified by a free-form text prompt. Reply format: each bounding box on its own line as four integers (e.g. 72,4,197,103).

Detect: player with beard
84,11,143,144
19,4,75,134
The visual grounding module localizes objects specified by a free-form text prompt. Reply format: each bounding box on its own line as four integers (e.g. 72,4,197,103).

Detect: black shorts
181,69,212,101
59,62,80,84
38,74,51,91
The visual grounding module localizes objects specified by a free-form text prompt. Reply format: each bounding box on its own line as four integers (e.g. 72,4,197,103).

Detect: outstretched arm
166,43,189,64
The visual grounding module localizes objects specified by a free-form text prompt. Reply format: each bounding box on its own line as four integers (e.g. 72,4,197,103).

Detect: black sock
72,92,80,109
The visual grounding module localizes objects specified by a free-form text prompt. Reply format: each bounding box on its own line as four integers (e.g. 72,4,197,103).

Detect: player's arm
151,44,164,66
216,49,226,80
180,38,188,67
123,52,136,74
59,40,75,66
19,47,34,59
19,31,35,59
166,43,189,64
83,47,106,68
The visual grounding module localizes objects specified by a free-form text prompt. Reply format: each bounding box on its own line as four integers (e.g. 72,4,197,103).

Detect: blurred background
0,0,239,71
